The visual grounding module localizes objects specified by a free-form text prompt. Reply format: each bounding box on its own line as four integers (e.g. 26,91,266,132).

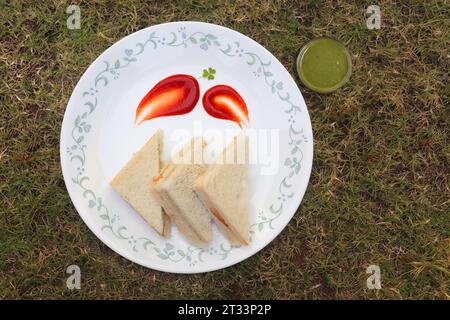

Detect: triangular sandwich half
151,137,212,247
110,129,170,237
194,134,249,246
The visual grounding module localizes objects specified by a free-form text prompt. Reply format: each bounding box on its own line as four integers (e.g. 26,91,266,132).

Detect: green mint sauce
297,38,351,93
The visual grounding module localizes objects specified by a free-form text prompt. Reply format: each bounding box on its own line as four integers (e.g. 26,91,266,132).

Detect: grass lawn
0,0,448,299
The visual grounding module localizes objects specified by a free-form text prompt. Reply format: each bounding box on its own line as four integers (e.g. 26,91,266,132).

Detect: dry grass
0,0,448,299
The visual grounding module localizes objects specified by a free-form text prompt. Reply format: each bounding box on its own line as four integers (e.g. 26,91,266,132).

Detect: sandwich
194,134,249,246
110,129,170,237
151,137,212,247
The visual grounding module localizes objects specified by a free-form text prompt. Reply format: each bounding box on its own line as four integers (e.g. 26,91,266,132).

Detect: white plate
60,22,313,273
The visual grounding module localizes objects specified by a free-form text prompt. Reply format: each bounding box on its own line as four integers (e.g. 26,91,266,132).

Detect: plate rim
60,21,314,273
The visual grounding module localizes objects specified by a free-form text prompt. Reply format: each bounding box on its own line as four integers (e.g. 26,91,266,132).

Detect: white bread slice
151,137,212,246
110,129,169,237
194,134,249,245
154,189,205,247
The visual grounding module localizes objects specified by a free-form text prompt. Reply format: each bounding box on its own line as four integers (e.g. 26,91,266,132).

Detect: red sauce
135,74,200,125
210,207,230,229
202,85,249,128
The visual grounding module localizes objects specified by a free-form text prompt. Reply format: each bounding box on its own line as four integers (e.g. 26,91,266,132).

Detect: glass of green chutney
297,37,352,94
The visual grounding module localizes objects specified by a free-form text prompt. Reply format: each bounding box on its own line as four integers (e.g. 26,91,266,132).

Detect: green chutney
297,38,352,93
